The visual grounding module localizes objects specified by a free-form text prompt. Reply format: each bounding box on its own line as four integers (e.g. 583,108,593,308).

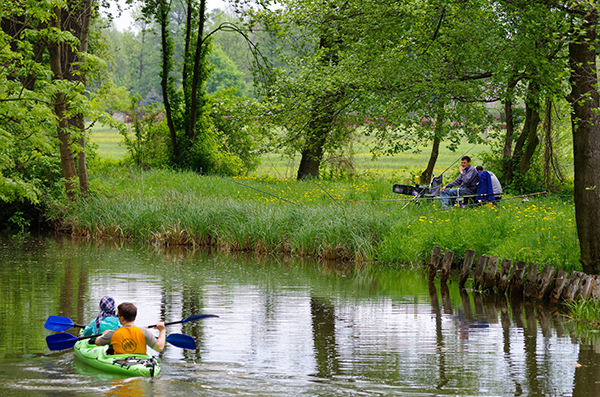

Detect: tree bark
568,9,600,274
543,99,554,187
420,109,444,185
73,0,93,194
518,105,540,175
47,7,77,199
189,0,208,143
296,96,337,179
507,84,540,181
158,0,179,160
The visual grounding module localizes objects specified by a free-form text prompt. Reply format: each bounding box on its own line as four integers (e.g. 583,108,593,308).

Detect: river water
0,233,599,396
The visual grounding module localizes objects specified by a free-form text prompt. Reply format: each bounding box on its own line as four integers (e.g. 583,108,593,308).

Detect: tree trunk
543,99,553,187
502,99,515,158
139,29,146,80
568,10,600,274
296,110,331,179
420,109,444,185
518,106,540,175
507,85,540,182
158,0,179,160
48,7,77,199
72,0,93,194
501,79,518,180
189,0,207,143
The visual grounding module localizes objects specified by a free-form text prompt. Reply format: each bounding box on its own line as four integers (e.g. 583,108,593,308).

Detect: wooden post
440,250,454,284
578,274,594,300
562,271,584,304
482,257,500,291
509,260,526,297
473,255,488,290
497,259,512,294
523,262,539,299
459,249,477,288
550,269,569,304
536,265,556,302
428,246,442,282
591,276,600,300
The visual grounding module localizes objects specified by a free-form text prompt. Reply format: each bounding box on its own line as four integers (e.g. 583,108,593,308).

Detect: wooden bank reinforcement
428,246,600,304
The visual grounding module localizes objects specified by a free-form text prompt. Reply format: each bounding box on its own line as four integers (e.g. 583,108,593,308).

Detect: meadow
75,124,577,271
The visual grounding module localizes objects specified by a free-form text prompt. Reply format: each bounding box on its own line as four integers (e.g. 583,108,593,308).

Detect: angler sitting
475,166,495,204
476,166,503,203
440,156,479,207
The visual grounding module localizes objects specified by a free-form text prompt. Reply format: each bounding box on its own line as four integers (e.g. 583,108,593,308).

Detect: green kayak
74,337,161,377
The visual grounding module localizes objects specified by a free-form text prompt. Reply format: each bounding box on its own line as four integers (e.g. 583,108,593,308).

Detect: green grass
80,125,578,269
565,299,600,326
48,165,579,270
89,124,126,159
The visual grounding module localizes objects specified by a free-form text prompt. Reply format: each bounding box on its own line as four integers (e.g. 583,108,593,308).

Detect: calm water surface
0,234,599,396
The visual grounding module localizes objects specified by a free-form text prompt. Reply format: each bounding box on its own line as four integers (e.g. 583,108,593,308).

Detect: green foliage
208,88,266,173
565,299,600,327
206,45,247,94
119,96,171,169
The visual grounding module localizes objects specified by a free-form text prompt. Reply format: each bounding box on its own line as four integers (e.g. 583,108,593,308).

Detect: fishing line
227,178,301,206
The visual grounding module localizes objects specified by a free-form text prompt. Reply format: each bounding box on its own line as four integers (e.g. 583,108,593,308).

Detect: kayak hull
74,337,160,377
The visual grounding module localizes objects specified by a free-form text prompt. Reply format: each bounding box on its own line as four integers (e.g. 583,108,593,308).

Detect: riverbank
46,166,579,270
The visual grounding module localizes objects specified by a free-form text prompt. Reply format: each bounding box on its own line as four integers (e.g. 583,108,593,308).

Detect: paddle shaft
147,314,219,328
147,320,185,328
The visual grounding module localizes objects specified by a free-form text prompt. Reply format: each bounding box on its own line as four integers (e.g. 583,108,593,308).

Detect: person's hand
459,165,465,173
155,321,166,332
442,185,446,191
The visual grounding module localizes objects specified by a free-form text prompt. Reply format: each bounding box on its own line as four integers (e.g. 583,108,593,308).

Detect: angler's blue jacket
476,171,495,202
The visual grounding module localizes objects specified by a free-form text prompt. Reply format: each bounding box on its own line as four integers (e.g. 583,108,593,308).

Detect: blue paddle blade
166,333,197,350
46,333,79,351
46,332,101,351
44,316,86,331
44,316,75,332
181,314,219,323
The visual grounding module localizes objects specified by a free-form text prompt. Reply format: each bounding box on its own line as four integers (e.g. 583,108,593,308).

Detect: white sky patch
105,0,229,31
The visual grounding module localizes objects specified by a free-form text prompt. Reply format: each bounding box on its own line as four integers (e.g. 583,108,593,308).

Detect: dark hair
117,302,137,322
461,156,471,162
476,166,484,171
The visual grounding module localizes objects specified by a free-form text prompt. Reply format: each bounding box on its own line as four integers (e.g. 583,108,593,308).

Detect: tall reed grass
49,167,579,270
565,299,600,327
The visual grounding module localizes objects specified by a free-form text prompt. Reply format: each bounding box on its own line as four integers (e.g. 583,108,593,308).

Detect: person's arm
463,166,480,193
443,173,463,191
146,322,166,352
95,329,115,345
82,318,95,336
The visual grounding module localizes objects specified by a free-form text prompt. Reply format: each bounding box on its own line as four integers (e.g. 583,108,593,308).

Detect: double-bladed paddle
46,332,197,351
45,314,219,332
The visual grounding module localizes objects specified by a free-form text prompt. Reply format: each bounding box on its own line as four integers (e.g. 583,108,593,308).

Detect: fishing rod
350,190,535,204
394,191,547,219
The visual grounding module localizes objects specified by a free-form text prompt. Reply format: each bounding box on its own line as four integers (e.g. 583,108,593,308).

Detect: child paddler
82,296,120,336
95,302,166,354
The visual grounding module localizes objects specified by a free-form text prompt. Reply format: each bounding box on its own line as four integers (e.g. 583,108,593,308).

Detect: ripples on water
0,235,599,396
